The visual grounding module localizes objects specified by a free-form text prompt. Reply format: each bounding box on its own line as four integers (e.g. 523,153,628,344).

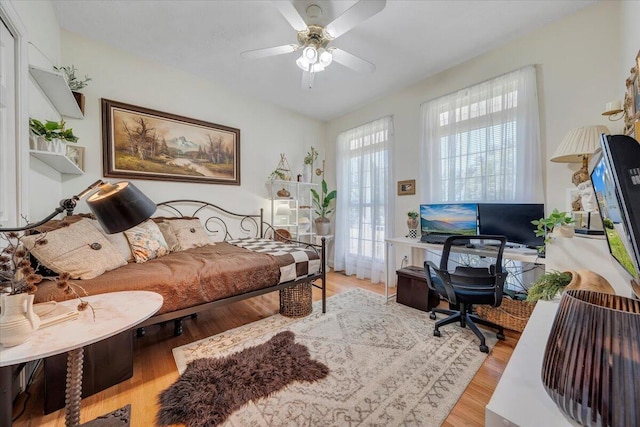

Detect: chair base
430,304,505,353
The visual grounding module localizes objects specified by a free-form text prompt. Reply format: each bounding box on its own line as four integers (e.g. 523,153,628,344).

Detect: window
0,16,17,226
0,5,28,228
420,66,542,203
334,116,394,284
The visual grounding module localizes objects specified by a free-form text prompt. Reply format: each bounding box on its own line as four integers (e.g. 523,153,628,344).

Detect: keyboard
421,234,465,244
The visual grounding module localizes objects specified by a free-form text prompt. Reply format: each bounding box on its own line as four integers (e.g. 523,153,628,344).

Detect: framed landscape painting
102,99,240,185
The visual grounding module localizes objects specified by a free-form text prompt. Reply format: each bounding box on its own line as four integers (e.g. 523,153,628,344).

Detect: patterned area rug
172,288,496,426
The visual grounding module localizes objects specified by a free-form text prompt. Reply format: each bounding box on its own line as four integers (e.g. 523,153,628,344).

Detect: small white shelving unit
29,150,83,175
267,180,319,243
29,65,83,119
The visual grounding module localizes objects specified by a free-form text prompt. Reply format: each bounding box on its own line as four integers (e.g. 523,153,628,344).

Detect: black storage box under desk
396,266,440,312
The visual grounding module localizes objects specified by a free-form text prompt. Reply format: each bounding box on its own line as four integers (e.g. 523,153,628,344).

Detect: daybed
33,199,327,334
30,200,328,413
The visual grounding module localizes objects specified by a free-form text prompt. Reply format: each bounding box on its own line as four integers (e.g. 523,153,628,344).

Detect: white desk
0,291,163,427
485,301,579,427
384,237,545,301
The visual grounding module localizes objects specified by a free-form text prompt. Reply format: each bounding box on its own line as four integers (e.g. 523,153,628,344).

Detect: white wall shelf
29,150,83,175
29,65,83,119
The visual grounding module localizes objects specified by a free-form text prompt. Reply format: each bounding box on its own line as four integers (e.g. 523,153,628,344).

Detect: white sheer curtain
420,65,543,203
334,116,394,283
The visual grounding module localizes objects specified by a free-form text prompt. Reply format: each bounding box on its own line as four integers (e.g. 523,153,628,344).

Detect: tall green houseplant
310,179,337,235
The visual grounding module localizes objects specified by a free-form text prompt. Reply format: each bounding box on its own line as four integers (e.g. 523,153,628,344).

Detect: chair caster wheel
497,333,505,340
429,313,437,320
433,330,441,337
479,345,489,353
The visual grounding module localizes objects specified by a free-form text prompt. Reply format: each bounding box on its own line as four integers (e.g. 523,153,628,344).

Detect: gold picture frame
102,99,240,185
397,179,416,196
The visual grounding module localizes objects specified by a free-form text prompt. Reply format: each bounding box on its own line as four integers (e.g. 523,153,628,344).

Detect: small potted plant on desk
531,208,574,257
407,210,419,239
311,179,336,236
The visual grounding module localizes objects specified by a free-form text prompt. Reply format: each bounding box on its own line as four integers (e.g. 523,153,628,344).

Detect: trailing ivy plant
29,118,78,143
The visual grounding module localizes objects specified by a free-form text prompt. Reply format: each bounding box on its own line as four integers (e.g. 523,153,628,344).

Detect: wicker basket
279,282,313,318
476,298,536,332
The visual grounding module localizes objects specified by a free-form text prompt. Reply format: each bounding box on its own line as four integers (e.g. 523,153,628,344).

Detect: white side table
0,291,162,427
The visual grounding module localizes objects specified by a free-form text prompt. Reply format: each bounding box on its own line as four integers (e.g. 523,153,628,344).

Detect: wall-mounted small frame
397,179,416,196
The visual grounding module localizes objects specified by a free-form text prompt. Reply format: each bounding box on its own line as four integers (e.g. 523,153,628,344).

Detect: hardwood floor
12,271,518,426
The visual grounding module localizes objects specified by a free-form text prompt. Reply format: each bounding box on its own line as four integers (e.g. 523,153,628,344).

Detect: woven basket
476,298,537,333
279,282,313,318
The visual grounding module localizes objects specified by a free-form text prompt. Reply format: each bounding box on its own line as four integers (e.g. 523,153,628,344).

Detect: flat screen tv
477,203,545,248
590,134,640,290
420,203,478,236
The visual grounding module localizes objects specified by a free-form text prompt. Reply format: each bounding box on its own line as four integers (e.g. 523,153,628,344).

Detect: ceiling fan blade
241,44,299,59
325,0,386,39
301,70,315,90
272,1,308,32
330,48,376,74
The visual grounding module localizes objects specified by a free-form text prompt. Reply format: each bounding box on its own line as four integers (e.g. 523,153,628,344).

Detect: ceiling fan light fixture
318,49,333,66
302,46,318,62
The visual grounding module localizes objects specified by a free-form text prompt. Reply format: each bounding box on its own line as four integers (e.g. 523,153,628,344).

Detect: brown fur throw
157,331,329,427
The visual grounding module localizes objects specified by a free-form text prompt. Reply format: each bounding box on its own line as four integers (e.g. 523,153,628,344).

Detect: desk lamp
0,179,156,233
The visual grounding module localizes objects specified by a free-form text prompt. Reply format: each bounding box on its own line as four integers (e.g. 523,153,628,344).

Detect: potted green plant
29,118,79,153
302,147,318,182
311,179,337,236
531,208,574,254
54,65,91,114
525,271,573,302
407,210,419,228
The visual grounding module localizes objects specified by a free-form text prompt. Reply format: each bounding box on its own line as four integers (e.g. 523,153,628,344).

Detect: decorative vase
50,138,67,154
302,164,312,183
36,136,49,151
72,91,85,115
315,218,331,235
407,218,419,239
542,290,640,426
0,293,41,347
552,225,574,238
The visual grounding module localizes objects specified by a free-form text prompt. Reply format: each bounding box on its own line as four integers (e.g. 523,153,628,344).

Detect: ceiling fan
241,0,386,89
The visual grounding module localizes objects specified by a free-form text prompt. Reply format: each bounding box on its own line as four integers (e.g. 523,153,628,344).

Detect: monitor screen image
477,203,545,248
420,203,478,235
591,152,639,280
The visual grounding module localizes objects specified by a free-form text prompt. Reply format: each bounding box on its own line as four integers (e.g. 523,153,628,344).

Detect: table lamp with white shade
551,125,609,231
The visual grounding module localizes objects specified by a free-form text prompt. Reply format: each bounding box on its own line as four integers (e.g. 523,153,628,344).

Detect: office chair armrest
424,261,458,305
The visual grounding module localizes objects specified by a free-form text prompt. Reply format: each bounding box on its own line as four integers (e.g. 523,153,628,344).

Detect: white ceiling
51,0,594,122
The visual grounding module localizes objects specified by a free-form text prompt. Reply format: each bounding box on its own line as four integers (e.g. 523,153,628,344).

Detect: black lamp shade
87,182,156,233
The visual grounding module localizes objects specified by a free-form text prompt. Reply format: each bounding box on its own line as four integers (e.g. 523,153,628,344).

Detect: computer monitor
420,203,478,236
590,134,640,284
477,203,545,248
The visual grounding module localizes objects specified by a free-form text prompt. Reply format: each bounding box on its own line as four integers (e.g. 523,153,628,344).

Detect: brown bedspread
34,242,280,315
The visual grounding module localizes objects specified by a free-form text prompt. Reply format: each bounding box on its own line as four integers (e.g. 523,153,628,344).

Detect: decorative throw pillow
22,218,127,280
124,220,169,263
89,219,135,263
167,218,212,250
156,221,180,252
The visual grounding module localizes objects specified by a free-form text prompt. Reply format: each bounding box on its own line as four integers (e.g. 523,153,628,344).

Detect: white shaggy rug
172,288,496,426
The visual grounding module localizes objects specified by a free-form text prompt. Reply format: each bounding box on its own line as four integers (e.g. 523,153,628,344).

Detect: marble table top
0,291,163,367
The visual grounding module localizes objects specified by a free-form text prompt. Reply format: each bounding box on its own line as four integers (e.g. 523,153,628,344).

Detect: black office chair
424,235,508,353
